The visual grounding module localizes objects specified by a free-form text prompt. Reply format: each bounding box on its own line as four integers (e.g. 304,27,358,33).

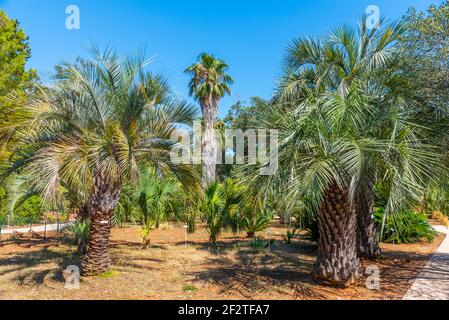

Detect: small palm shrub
200,179,257,243
374,208,436,244
68,219,90,255
113,187,139,228
178,205,198,234
284,229,300,244
242,203,273,238
249,237,267,252
201,183,225,244
137,172,183,249
221,178,245,234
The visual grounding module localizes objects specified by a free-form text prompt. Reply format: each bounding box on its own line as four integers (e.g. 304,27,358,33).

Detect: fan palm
137,169,183,248
279,17,439,259
185,53,233,188
248,19,438,286
201,182,226,243
2,47,200,275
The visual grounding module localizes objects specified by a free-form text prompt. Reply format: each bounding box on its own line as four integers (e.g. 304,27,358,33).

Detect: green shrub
12,195,44,225
243,212,273,238
241,199,273,238
284,229,300,244
182,284,198,292
137,173,184,248
114,188,139,227
249,237,267,252
0,186,7,224
201,183,225,244
67,219,90,255
374,208,436,244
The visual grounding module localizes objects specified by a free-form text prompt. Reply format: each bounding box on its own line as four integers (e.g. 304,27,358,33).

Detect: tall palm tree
247,19,438,286
2,47,200,276
185,53,233,188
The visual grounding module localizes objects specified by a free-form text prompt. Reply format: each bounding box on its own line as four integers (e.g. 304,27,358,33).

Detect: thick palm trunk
356,188,381,259
312,184,362,287
81,173,121,276
201,102,218,189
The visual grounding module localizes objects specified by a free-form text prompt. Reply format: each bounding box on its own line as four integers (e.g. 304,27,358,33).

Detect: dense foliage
0,10,37,225
374,208,436,244
0,3,448,286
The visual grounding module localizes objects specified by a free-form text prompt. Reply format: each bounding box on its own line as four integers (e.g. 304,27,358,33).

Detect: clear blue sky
1,0,441,118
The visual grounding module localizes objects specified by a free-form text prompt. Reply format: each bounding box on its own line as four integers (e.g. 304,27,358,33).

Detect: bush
137,173,184,248
114,188,139,227
284,229,300,244
240,197,273,238
374,208,436,244
182,284,198,292
11,195,45,226
0,186,7,224
201,183,225,244
432,211,449,228
67,219,90,255
242,210,273,238
249,238,267,252
220,178,245,234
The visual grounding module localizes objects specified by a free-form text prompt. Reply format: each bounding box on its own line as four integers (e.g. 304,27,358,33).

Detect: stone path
403,225,449,300
0,222,74,235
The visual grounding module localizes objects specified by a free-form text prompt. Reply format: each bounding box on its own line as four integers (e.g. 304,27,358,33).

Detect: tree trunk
312,184,362,287
356,187,381,259
81,172,121,276
201,101,218,189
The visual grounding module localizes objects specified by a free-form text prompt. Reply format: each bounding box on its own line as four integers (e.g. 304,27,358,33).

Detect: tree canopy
0,10,36,103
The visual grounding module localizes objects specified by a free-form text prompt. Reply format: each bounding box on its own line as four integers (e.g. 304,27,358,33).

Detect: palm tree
3,47,200,275
247,19,438,286
279,17,439,259
185,53,233,188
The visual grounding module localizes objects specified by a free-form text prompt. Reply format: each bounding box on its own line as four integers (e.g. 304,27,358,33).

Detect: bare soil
0,223,443,300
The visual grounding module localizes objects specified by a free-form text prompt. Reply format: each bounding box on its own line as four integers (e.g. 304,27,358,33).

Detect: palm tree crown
185,53,233,113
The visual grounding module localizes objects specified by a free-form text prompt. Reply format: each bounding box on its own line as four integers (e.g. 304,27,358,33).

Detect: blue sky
1,0,441,118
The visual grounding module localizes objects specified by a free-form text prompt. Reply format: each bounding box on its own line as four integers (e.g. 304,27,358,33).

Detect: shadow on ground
0,238,78,289
0,232,442,300
188,240,327,299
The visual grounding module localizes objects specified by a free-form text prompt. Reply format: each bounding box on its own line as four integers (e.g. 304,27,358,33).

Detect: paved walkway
0,222,74,235
403,225,449,300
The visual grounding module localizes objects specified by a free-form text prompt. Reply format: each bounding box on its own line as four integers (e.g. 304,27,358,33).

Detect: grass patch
99,270,118,279
182,284,198,292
